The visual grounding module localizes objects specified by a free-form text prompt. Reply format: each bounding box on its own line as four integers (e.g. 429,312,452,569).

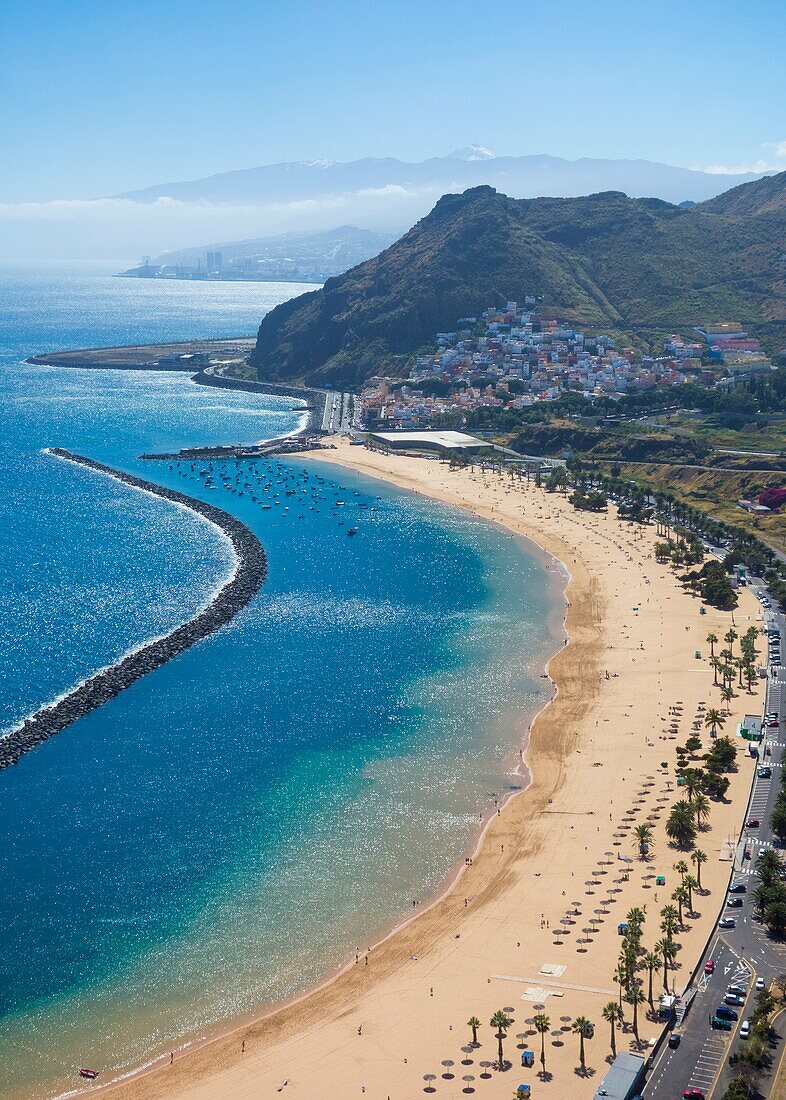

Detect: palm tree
625,985,645,1041
704,708,725,738
666,802,696,847
693,794,711,830
672,885,688,925
614,961,628,1009
490,1010,512,1070
706,632,718,658
691,848,707,890
633,823,653,859
626,906,646,930
641,950,659,1007
724,629,738,659
602,1002,623,1058
467,1015,480,1047
683,874,699,913
673,859,689,880
572,1016,594,1072
757,848,784,883
660,906,679,945
533,1013,550,1071
654,937,673,992
683,773,702,801
720,685,734,713
711,656,721,687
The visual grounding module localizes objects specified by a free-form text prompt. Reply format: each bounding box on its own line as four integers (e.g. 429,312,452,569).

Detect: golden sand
107,443,762,1100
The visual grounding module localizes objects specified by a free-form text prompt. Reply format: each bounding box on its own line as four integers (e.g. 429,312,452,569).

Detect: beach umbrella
423,1073,437,1093
461,1045,474,1064
516,1033,527,1046
461,1074,475,1093
479,1060,493,1078
441,1059,455,1078
533,1003,545,1010
504,1006,515,1014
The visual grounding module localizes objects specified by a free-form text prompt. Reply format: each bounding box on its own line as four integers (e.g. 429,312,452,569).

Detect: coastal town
358,302,774,430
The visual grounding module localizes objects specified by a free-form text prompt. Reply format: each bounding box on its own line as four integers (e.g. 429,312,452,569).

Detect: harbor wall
0,450,266,771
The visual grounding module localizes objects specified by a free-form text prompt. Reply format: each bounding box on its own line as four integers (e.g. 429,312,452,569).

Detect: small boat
348,527,359,536
79,1069,99,1080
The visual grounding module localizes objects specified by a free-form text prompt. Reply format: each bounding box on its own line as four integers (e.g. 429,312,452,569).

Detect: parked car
729,882,747,893
711,1016,732,1032
740,1020,751,1039
719,917,737,929
684,1088,706,1098
704,959,716,973
727,985,747,997
727,897,744,908
715,1005,738,1020
758,766,772,778
668,1032,682,1048
756,977,766,991
746,818,761,828
725,993,746,1006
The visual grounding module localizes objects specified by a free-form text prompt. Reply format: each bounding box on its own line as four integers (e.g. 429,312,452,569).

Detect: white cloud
699,140,786,176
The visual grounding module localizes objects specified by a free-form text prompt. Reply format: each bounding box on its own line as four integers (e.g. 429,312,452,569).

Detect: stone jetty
0,449,267,772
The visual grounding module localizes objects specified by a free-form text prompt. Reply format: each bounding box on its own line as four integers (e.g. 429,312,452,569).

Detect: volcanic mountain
251,173,786,387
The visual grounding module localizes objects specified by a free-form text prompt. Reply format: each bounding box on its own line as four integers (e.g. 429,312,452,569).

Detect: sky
0,0,784,258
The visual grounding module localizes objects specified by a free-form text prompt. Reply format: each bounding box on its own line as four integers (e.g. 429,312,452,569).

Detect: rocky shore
0,449,267,771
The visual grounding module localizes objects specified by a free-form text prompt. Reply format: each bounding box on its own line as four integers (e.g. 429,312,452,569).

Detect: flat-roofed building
368,430,506,455
593,1051,646,1099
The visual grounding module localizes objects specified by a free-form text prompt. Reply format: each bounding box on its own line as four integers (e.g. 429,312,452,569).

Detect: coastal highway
321,390,354,434
643,587,786,1098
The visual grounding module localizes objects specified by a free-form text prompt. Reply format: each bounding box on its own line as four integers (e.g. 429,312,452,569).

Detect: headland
102,440,763,1100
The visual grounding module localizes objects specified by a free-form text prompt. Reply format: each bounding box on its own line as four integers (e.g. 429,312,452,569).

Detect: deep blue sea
0,268,559,1099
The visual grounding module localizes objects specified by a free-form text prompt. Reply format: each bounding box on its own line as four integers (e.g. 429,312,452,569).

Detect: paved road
643,586,786,1098
321,391,354,434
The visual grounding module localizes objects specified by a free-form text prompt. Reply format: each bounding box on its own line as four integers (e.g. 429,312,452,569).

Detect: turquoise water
0,269,559,1099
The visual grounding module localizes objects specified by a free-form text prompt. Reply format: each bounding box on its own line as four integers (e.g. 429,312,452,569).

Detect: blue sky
1,0,785,201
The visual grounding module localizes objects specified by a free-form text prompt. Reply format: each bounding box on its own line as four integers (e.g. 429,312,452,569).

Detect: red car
683,1090,705,1099
746,818,761,828
704,959,715,974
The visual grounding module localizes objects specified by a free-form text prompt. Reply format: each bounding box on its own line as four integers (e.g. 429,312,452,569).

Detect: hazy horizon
1,0,784,262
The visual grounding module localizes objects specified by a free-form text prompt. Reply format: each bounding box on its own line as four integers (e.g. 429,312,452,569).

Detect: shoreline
52,444,763,1100
68,462,571,1099
0,450,266,771
25,342,329,435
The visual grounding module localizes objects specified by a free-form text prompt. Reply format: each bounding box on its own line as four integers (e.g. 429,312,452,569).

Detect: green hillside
251,175,786,387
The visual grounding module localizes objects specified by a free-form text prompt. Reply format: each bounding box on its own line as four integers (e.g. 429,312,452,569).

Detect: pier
0,450,267,772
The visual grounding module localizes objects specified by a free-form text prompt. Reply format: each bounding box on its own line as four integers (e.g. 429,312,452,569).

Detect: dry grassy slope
608,461,786,553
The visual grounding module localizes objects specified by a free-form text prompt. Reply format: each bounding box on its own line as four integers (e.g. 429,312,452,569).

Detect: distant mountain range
250,171,786,387
120,226,395,283
116,147,764,208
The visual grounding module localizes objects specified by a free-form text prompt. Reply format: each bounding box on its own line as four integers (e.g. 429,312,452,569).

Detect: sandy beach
106,441,763,1100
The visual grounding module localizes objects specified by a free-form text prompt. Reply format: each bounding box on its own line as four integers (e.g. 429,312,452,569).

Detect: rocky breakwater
0,449,267,772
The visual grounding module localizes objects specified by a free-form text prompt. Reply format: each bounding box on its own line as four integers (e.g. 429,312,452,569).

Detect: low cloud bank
0,185,443,263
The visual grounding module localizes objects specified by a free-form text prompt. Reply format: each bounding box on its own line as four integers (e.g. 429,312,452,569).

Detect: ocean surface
0,268,560,1099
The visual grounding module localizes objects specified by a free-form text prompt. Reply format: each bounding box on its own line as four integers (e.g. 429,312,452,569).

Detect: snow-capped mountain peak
445,145,496,161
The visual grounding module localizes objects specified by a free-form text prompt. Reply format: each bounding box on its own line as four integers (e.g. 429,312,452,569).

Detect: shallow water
0,269,560,1098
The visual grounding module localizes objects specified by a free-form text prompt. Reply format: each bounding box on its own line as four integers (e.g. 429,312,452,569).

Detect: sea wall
0,450,267,772
191,368,327,432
